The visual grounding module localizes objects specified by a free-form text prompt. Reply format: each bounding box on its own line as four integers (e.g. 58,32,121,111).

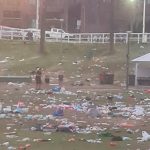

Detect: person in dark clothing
45,75,50,84
44,74,50,89
58,74,64,87
35,67,42,90
26,31,33,41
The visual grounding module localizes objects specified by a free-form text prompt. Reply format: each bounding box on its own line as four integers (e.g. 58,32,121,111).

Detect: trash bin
99,73,114,84
99,73,105,84
104,74,114,84
128,75,135,86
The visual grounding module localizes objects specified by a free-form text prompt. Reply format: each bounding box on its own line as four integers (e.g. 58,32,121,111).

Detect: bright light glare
130,0,135,2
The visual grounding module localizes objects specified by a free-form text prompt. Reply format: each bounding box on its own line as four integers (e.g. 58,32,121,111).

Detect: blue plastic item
52,86,61,92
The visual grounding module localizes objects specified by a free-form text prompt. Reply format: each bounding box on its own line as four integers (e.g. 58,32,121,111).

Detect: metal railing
0,30,150,44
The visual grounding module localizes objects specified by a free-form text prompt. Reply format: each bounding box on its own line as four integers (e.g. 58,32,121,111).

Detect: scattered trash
52,107,64,117
87,139,102,144
141,131,150,141
52,86,61,93
0,80,150,149
87,108,101,118
109,142,117,147
33,139,52,142
120,123,135,128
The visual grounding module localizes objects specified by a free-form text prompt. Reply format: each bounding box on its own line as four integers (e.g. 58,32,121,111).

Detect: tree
39,0,46,54
109,0,115,54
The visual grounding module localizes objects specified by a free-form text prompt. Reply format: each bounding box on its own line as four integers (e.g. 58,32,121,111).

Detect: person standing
58,74,64,87
44,74,50,89
35,67,42,90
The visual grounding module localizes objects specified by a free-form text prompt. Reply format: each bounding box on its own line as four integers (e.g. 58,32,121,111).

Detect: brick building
0,0,36,28
0,0,150,32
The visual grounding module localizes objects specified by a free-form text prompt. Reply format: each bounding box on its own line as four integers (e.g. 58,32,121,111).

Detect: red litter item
110,142,117,147
17,101,25,108
144,89,150,94
120,123,134,128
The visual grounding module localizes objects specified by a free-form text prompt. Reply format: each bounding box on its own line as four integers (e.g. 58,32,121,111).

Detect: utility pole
60,19,64,42
39,0,46,54
109,0,114,54
60,19,64,63
126,31,132,90
36,0,40,29
142,0,146,43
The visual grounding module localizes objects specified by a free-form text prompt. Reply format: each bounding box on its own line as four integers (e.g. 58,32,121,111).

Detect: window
58,29,64,33
53,28,57,32
3,10,21,19
45,12,61,19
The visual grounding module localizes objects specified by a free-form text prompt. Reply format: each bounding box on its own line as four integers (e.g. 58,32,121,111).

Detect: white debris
132,106,145,116
141,131,150,141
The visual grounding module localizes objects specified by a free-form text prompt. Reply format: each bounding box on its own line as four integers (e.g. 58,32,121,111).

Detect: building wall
137,63,150,78
0,0,149,32
81,0,111,33
43,0,67,30
0,0,36,28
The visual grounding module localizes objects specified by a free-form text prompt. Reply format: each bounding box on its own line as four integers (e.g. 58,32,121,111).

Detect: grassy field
0,86,150,150
0,40,150,82
0,40,150,150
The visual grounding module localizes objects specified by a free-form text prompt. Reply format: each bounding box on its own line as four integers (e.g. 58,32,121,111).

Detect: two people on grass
35,68,64,90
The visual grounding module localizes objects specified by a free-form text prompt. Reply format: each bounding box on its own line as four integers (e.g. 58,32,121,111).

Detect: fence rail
0,30,150,44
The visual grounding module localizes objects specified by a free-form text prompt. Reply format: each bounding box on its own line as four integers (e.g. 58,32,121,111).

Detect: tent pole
135,63,138,86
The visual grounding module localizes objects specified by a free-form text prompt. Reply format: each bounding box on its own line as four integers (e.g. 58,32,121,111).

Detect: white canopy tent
132,53,150,86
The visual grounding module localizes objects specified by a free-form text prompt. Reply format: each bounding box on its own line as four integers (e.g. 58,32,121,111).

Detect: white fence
0,30,150,44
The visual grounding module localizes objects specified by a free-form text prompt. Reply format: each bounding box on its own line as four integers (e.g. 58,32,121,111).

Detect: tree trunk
39,0,46,54
109,0,114,54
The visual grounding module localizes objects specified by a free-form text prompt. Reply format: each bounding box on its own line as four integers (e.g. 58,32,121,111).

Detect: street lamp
36,0,40,29
142,0,146,43
129,0,136,31
60,19,64,42
60,19,64,29
129,0,146,42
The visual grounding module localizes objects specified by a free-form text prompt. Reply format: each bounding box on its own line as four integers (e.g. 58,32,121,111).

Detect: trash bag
57,125,75,133
111,136,123,141
87,108,101,118
52,86,61,92
52,107,64,117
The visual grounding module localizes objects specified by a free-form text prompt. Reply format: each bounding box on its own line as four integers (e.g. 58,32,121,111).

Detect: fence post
90,34,93,43
126,33,128,44
102,34,104,43
79,34,81,43
137,33,140,44
114,33,116,43
22,31,25,41
11,31,13,40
